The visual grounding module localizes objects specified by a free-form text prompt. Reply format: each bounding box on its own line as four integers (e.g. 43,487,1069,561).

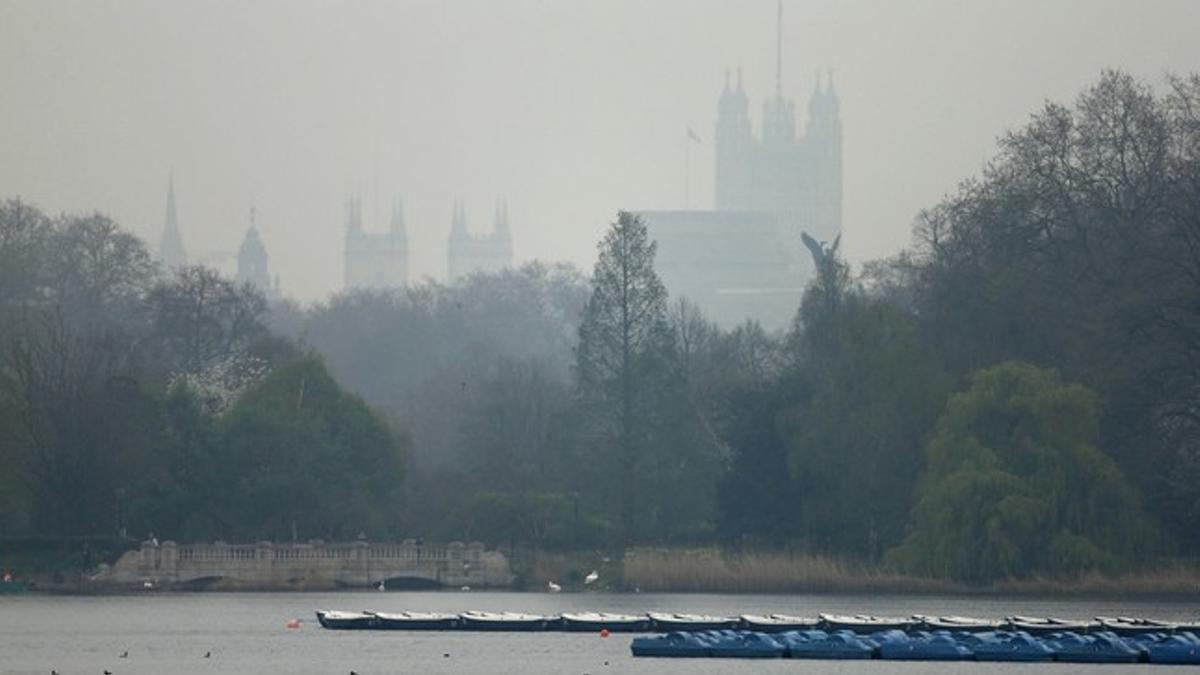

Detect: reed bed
621,548,1200,597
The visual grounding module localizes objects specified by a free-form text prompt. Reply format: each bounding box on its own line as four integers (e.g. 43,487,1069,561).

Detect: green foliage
213,354,407,540
780,284,951,558
911,71,1200,548
887,362,1154,582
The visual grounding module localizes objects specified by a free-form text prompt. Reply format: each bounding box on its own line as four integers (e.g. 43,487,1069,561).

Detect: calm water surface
2,591,1198,674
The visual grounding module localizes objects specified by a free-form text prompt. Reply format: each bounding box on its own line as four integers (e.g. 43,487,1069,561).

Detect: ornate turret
236,207,271,294
715,67,753,210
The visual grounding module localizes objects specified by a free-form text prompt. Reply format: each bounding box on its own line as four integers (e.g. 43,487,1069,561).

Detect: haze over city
4,0,1199,300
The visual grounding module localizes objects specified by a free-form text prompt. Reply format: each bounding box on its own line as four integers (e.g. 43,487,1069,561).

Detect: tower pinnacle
157,172,186,271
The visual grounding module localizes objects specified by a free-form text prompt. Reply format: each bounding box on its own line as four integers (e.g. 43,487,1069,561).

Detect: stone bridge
95,538,514,591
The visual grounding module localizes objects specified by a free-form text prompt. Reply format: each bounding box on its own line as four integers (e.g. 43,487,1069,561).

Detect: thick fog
2,0,1199,300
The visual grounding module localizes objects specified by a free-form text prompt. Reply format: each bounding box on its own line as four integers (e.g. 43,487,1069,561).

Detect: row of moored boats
315,610,1200,636
631,628,1200,664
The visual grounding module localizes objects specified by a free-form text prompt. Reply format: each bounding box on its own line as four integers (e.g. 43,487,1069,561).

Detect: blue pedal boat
966,631,1055,662
1139,633,1200,665
631,631,715,657
707,630,787,658
781,629,878,659
878,631,973,661
1047,631,1141,663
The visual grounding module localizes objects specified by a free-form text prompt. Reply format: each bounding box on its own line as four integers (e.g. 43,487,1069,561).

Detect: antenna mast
776,0,783,99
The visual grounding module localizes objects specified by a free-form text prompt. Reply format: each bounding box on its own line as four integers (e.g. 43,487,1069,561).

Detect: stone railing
95,538,511,590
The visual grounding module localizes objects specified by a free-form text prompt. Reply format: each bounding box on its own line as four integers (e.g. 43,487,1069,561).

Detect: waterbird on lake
377,580,386,591
204,651,211,658
584,570,599,585
548,581,562,592
120,651,127,658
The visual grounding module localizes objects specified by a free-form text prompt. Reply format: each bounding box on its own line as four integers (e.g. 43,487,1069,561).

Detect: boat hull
561,614,652,632
649,614,739,631
458,613,548,632
369,613,459,630
315,611,376,630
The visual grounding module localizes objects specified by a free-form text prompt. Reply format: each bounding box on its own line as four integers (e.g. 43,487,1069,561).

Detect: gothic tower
157,173,186,272
715,69,752,210
711,0,842,241
807,71,843,243
446,200,469,280
447,199,514,281
237,208,271,293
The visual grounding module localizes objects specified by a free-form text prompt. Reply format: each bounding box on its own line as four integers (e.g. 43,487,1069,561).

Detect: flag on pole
687,127,701,143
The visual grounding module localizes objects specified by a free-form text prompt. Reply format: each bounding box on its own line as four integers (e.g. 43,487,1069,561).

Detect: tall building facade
157,174,187,272
639,3,842,330
344,197,409,289
447,199,512,281
715,69,842,243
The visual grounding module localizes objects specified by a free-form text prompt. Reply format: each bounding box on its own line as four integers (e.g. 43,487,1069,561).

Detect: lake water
2,591,1197,674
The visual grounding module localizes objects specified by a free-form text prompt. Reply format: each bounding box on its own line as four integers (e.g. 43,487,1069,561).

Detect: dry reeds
620,548,1200,597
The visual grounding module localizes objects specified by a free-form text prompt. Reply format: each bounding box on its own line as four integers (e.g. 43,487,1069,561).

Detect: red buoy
286,618,300,629
600,628,610,638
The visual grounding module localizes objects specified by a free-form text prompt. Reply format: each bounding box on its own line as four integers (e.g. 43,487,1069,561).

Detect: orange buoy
600,628,610,638
286,618,300,629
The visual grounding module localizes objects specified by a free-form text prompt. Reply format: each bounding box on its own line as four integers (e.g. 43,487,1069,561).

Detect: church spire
157,172,186,271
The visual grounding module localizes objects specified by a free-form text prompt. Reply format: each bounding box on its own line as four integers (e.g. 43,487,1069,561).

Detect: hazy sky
3,0,1200,301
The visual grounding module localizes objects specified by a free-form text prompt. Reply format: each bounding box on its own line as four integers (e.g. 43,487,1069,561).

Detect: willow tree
887,362,1153,582
576,211,672,542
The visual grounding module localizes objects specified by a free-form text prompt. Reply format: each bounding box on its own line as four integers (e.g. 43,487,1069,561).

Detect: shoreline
8,546,1200,600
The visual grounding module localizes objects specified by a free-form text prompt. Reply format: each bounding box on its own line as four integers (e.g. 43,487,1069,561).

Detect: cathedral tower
447,199,514,281
343,195,407,289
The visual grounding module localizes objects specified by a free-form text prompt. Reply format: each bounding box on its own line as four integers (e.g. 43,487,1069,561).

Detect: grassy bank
620,548,1200,598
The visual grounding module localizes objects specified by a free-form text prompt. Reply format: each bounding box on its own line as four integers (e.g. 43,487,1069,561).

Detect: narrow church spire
157,172,186,271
